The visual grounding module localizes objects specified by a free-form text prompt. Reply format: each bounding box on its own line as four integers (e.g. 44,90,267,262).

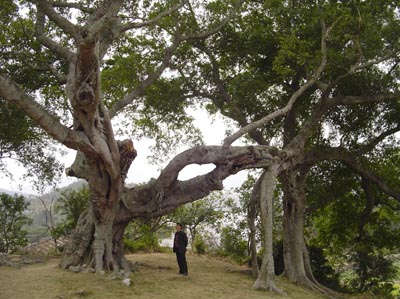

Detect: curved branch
50,1,95,14
223,18,329,147
117,144,281,221
181,0,244,41
157,145,279,189
109,38,182,117
32,0,80,40
330,92,400,106
119,2,185,32
303,146,400,201
357,124,400,155
35,9,75,62
0,74,94,153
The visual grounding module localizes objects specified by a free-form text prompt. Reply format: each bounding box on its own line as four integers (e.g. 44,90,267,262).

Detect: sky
0,107,248,195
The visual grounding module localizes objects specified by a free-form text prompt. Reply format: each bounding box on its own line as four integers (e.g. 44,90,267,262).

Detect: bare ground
0,252,332,299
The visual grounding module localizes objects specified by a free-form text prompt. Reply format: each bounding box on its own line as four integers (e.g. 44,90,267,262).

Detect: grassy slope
0,252,332,299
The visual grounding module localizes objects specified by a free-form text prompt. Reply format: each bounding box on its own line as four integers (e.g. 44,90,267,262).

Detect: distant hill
1,180,88,243
0,188,33,198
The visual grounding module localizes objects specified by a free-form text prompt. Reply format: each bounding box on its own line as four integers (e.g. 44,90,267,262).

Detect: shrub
124,224,160,253
0,193,32,253
194,235,206,254
219,227,248,264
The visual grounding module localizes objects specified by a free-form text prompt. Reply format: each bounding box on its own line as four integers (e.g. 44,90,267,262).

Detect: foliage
0,99,64,192
349,245,398,292
308,245,341,290
307,160,400,293
218,226,248,264
193,234,206,254
124,222,160,253
168,193,224,246
0,0,65,191
53,186,90,238
0,193,32,253
0,0,399,295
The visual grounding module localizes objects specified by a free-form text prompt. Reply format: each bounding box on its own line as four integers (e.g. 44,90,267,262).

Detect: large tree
170,0,400,294
0,0,399,296
0,0,260,274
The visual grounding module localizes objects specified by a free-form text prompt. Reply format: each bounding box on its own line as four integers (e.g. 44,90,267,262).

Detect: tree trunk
60,203,131,273
281,170,308,285
281,169,332,295
248,171,261,277
253,167,285,295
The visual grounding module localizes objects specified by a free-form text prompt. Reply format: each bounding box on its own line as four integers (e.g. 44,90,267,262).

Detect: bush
219,227,248,264
194,235,206,254
124,224,160,253
54,187,90,238
346,248,398,295
0,193,32,253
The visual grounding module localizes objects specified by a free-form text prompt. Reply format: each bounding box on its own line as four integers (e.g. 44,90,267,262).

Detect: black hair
176,223,183,228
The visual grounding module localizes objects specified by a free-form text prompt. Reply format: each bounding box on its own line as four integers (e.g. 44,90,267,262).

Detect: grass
0,252,333,299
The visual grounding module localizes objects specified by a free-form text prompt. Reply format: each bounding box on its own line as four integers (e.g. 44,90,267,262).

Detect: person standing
173,223,188,276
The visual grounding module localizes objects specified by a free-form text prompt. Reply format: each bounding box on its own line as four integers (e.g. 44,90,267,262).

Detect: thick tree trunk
281,170,312,284
60,208,131,273
60,205,95,269
281,169,333,296
253,167,285,295
60,187,121,273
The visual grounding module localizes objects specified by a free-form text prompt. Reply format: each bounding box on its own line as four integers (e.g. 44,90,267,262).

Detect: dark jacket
173,231,188,253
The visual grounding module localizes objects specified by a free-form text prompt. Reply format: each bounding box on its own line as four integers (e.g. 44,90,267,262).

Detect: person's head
176,223,183,231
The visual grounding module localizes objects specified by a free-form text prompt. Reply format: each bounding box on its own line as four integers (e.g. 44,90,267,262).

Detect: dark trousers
176,251,188,274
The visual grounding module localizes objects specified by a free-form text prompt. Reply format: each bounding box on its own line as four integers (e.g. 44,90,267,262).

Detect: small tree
53,186,90,238
169,193,223,251
0,193,32,253
124,219,161,253
219,226,248,263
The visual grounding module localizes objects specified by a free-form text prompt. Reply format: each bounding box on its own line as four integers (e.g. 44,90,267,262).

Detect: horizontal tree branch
330,92,400,106
117,144,281,221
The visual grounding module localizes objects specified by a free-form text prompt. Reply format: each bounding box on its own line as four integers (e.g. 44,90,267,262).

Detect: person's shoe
182,273,188,276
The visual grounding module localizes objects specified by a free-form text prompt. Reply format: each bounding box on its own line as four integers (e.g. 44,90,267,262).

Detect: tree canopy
0,0,399,296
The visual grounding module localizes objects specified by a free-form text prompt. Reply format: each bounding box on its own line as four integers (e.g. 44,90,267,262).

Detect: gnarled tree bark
60,145,281,271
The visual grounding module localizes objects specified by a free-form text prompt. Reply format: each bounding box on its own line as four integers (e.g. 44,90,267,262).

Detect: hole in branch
177,163,216,181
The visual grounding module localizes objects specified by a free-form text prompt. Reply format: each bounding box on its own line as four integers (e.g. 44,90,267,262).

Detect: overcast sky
0,107,248,195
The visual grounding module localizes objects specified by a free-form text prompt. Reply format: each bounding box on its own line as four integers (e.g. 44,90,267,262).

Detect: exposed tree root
253,278,287,296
